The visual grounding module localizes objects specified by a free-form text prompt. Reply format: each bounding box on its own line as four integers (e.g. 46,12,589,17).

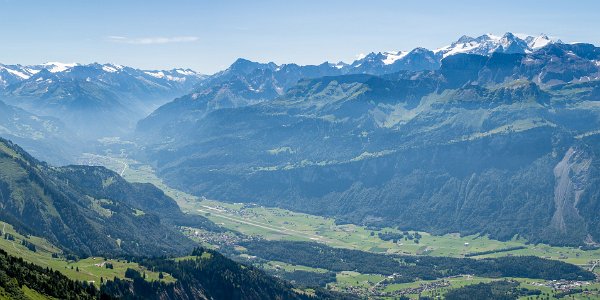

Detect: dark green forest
239,240,595,282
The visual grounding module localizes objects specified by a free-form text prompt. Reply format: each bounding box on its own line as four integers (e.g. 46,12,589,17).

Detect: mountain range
0,62,204,142
1,32,599,248
136,33,563,140
0,33,560,148
135,36,600,247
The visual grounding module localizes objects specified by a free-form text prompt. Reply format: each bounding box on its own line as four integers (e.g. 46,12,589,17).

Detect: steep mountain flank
0,137,204,257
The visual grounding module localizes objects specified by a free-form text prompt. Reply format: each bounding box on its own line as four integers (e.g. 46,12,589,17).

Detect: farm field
329,272,600,299
189,198,600,271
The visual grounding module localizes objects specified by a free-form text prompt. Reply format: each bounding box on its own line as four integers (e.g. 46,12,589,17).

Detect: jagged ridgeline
137,42,600,247
0,137,217,257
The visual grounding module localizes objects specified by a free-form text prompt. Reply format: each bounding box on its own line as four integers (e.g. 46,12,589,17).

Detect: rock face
551,147,592,240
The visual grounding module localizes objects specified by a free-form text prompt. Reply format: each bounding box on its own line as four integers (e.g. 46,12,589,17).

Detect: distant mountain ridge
0,62,202,87
0,99,77,164
0,32,563,91
137,38,599,143
0,62,205,142
434,33,557,57
0,32,567,147
137,33,568,141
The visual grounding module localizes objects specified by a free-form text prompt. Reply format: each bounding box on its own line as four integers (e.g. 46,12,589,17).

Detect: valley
84,151,600,299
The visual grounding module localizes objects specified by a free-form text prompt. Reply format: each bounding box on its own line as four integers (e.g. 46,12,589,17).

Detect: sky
1,0,599,74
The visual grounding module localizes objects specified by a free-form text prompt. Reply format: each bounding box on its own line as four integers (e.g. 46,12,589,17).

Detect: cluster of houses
187,228,243,247
530,279,592,292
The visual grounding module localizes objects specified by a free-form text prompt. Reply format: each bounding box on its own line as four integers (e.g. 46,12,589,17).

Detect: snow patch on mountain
41,62,78,73
433,33,558,58
435,33,529,57
145,71,166,79
346,33,560,71
330,62,348,69
528,34,553,49
0,66,31,79
174,69,197,76
382,51,409,65
101,64,123,73
435,40,482,57
166,75,186,82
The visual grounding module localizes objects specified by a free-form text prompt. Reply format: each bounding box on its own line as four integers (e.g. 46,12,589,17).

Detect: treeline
240,240,595,281
444,280,541,300
554,288,584,298
376,231,404,242
464,246,527,257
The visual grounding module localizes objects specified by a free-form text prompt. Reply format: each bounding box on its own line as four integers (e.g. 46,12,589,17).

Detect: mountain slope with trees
0,137,205,257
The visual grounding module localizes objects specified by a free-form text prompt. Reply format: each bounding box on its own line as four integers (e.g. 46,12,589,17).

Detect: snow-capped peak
142,68,202,82
41,62,79,73
382,51,409,65
101,63,124,73
144,71,166,79
0,65,32,79
350,50,411,67
174,69,198,76
527,34,553,50
434,32,556,58
329,61,348,69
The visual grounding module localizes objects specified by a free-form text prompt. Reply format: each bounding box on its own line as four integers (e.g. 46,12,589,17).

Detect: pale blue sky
1,0,598,74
